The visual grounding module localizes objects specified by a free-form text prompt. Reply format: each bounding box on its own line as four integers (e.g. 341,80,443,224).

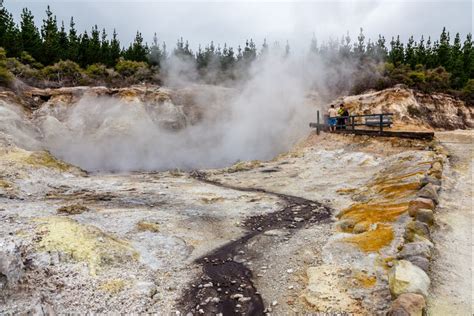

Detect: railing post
379,114,383,133
316,110,320,135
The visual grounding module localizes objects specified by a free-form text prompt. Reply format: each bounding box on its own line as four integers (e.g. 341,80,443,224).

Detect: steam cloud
37,52,350,172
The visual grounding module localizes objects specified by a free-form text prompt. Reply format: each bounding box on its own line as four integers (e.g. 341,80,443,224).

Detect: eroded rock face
337,87,474,130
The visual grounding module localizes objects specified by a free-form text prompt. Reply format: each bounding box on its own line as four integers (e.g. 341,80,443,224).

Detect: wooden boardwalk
309,112,434,140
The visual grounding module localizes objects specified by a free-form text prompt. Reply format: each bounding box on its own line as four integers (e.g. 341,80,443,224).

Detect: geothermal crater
0,85,472,315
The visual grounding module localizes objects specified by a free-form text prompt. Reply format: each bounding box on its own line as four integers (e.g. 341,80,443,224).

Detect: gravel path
428,130,473,315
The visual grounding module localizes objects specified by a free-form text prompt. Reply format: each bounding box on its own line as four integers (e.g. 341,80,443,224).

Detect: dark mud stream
179,171,332,315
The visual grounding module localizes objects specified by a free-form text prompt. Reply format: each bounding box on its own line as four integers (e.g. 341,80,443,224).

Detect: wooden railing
309,110,434,140
309,111,394,135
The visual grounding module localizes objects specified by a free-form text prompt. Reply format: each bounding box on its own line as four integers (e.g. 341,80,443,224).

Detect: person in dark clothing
340,104,349,129
337,104,348,130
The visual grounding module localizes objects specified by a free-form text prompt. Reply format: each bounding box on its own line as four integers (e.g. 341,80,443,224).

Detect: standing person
339,104,349,130
337,104,345,130
327,105,338,132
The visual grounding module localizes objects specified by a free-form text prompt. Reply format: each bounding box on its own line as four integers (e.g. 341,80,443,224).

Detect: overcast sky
5,1,473,53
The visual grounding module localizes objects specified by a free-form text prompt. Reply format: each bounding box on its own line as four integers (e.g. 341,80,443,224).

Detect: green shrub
462,79,474,105
6,57,42,80
425,67,451,91
19,51,43,69
115,58,149,77
42,60,83,84
408,71,426,84
85,63,108,79
0,48,13,86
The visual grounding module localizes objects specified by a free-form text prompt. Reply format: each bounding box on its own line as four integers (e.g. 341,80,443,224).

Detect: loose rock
415,209,434,225
388,260,430,297
404,256,430,272
416,183,439,205
387,293,426,316
0,241,24,289
404,221,430,242
398,242,432,260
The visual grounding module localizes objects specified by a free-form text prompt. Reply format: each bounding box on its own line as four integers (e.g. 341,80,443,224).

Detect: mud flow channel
179,172,332,315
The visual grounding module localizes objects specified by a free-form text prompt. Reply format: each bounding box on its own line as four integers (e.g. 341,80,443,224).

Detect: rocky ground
0,85,473,315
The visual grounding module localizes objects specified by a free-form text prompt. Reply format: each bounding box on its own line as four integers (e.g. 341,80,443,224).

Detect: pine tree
0,4,21,57
78,30,89,67
41,6,60,64
236,45,243,61
414,35,426,66
309,33,318,56
148,32,163,68
20,8,42,61
462,33,473,82
375,35,387,62
58,21,69,60
437,27,451,69
87,25,101,64
354,27,365,59
449,32,464,88
220,43,235,71
260,38,269,56
109,29,121,66
100,28,110,66
339,31,351,59
67,17,79,62
405,36,416,69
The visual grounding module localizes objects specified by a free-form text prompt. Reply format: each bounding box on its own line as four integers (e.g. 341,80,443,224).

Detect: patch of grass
227,160,262,173
136,220,160,233
57,204,89,215
99,279,126,294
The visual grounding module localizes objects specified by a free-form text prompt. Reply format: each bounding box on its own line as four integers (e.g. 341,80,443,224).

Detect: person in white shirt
327,105,338,132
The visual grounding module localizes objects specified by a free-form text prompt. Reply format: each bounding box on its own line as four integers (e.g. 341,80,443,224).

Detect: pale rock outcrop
389,260,430,297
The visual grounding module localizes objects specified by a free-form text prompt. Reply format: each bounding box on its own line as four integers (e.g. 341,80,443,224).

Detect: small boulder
0,241,24,289
387,293,426,316
415,209,434,226
405,256,430,272
388,260,430,297
337,218,356,232
428,161,443,179
404,221,430,242
353,221,370,234
420,175,441,187
416,184,439,205
398,242,432,260
408,198,435,217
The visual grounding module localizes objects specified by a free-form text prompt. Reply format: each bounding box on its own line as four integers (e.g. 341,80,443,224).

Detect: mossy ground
34,217,138,275
25,151,72,171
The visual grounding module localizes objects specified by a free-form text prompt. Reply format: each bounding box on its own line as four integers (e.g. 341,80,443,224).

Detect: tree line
0,3,473,101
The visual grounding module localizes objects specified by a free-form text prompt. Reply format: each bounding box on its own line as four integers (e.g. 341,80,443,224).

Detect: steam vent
0,1,473,315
